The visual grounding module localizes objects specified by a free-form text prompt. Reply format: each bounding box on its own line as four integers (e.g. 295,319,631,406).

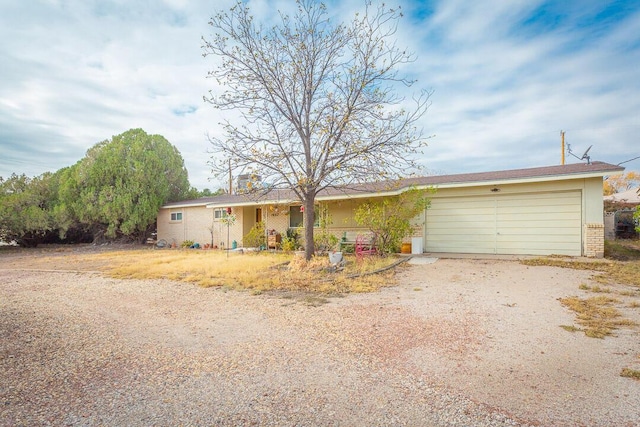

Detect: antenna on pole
581,145,592,164
567,143,593,164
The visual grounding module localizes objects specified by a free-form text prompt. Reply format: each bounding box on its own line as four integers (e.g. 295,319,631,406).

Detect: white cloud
1,0,639,190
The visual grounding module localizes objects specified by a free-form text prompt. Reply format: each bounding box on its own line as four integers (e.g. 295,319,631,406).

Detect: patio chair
355,235,377,259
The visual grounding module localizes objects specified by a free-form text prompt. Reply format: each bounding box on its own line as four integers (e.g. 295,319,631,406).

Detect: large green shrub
0,173,55,247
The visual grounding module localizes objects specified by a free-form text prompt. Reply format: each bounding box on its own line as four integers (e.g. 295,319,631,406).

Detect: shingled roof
161,161,623,208
316,161,623,198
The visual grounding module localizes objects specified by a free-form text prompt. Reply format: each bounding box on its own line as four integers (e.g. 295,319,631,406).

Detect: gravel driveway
1,256,639,426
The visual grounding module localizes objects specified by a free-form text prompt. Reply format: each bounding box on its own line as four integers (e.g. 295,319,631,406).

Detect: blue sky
1,0,639,191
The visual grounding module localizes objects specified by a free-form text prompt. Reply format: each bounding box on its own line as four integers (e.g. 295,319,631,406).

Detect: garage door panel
498,213,580,222
498,201,578,210
428,215,496,223
429,230,495,239
499,192,580,201
498,232,579,241
425,191,582,256
430,219,495,232
498,228,580,237
427,208,494,216
427,241,496,253
497,206,581,215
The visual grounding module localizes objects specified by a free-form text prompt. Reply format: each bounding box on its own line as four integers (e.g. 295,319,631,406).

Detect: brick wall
584,223,604,258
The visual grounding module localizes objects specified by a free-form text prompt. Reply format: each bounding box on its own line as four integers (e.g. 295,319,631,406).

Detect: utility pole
561,130,565,165
228,159,232,194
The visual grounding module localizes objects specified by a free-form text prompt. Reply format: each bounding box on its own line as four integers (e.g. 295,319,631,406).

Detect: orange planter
401,243,412,254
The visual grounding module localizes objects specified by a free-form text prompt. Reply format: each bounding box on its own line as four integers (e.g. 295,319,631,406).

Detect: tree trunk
303,194,316,261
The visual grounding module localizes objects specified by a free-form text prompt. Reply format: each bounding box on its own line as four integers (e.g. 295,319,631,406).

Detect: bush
244,221,266,248
314,231,339,253
354,188,432,254
181,240,195,248
281,229,300,252
313,203,339,253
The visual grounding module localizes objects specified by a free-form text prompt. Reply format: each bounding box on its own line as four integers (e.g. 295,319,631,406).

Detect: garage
424,190,583,256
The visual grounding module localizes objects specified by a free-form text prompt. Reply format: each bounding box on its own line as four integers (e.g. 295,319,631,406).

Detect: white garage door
425,191,582,256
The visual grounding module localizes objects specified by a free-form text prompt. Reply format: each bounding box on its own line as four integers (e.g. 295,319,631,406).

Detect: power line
618,155,640,166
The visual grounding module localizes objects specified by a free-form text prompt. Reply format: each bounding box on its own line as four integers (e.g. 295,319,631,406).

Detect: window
214,208,228,220
289,206,303,228
170,212,182,221
288,206,320,228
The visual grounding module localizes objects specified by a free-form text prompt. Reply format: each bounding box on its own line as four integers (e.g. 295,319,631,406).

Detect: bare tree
203,0,431,259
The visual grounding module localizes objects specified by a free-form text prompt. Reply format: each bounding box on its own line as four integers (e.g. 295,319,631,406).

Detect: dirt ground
1,248,639,426
396,257,640,425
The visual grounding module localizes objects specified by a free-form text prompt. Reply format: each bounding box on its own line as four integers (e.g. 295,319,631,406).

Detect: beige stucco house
157,161,623,257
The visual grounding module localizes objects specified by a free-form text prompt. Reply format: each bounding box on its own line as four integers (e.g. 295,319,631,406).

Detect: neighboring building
157,161,624,257
604,187,640,240
604,187,640,204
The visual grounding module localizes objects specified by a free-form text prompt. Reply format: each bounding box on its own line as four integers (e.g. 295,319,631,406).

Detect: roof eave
178,165,623,208
160,202,210,209
427,169,618,190
206,198,298,209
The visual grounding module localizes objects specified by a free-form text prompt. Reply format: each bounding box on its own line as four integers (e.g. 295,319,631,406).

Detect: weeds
559,295,636,338
524,242,640,338
605,240,640,261
302,295,329,306
620,368,640,380
560,325,582,333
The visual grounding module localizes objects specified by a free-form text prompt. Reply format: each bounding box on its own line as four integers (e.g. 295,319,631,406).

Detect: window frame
170,212,183,221
213,208,228,221
288,205,320,228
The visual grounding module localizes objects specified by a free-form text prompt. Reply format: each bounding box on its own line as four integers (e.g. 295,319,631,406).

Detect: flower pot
401,242,412,254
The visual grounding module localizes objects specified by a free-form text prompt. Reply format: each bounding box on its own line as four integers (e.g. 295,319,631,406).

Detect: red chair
355,235,377,259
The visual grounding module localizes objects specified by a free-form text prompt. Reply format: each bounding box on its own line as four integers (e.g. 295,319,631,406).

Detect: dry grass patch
525,249,640,339
82,249,401,294
285,254,400,293
605,239,640,261
559,324,583,333
522,256,640,289
91,249,289,288
607,262,640,288
620,368,640,380
579,284,612,293
559,295,637,338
